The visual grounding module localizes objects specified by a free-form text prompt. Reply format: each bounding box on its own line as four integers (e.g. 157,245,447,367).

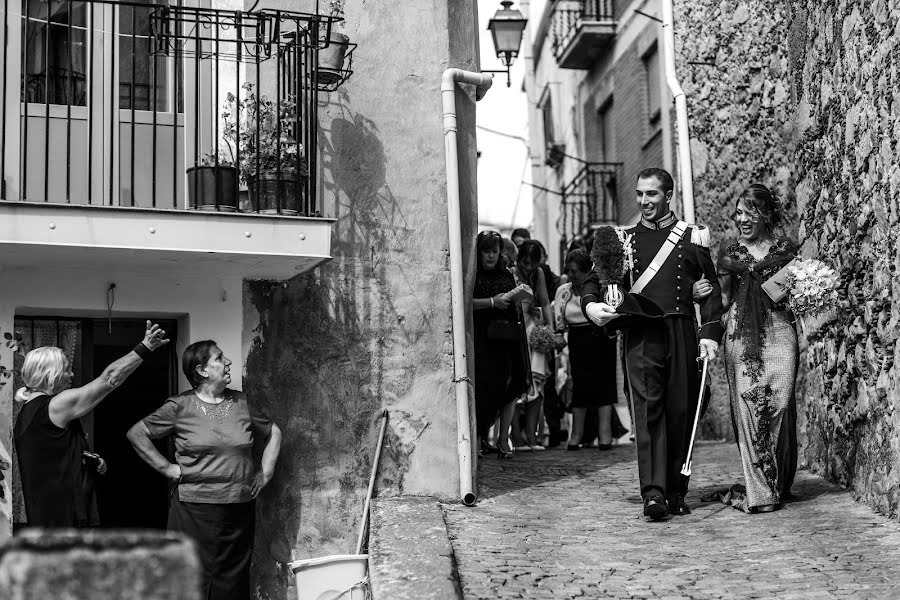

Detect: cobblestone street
442,442,900,599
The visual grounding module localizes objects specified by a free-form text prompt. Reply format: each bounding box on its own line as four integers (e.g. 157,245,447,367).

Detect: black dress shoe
566,444,582,451
643,495,668,521
667,495,691,516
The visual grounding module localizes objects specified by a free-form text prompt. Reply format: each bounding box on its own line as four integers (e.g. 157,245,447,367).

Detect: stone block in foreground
368,497,461,600
0,529,200,600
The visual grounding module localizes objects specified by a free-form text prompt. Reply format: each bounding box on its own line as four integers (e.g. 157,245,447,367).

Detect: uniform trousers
623,316,699,500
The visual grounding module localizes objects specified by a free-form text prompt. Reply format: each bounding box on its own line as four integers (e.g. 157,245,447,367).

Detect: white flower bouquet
784,258,840,335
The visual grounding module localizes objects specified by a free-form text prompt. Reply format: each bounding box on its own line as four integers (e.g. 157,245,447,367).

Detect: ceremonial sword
681,354,710,477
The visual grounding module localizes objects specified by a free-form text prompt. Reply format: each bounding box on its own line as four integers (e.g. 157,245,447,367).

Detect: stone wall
790,0,900,517
675,0,799,442
244,1,480,598
677,0,900,519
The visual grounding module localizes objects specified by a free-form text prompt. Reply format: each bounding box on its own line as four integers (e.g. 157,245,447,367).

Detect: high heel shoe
496,442,514,460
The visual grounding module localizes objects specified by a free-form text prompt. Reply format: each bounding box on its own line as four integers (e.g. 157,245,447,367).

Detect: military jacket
581,211,725,342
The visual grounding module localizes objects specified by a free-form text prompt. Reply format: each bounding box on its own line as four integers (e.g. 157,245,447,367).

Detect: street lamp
485,1,527,87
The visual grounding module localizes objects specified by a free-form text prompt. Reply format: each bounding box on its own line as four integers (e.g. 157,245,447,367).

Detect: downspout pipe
442,68,493,507
661,0,695,223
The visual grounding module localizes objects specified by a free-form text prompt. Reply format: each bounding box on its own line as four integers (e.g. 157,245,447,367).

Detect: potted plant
219,83,309,215
186,153,240,212
319,0,349,84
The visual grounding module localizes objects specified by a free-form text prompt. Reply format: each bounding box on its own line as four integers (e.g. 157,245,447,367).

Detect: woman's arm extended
251,423,282,497
126,421,182,481
49,321,169,428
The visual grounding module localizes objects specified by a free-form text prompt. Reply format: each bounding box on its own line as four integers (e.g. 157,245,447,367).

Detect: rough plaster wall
790,0,900,518
675,0,798,442
244,1,478,598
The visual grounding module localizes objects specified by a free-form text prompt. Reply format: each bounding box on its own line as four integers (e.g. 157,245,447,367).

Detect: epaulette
689,224,710,247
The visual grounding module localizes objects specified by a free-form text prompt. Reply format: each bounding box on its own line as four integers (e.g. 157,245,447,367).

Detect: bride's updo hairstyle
734,183,783,233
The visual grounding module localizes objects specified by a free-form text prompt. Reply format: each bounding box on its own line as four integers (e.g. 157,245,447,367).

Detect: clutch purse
761,258,798,302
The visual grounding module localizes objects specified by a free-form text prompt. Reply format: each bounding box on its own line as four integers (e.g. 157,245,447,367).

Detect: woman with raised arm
127,340,281,600
14,320,169,528
694,184,798,513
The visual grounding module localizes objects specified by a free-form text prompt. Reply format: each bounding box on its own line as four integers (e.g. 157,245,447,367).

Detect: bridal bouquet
784,258,840,316
784,258,840,335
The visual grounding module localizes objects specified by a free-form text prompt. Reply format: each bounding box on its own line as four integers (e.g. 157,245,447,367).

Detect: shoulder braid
689,224,710,247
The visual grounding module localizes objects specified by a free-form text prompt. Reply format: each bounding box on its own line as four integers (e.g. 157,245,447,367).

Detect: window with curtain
21,0,88,105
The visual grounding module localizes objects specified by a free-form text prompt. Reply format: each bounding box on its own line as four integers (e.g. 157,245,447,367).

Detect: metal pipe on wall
441,67,493,507
661,0,695,223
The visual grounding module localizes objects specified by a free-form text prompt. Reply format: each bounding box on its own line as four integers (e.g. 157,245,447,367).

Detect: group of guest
14,323,281,600
472,228,622,458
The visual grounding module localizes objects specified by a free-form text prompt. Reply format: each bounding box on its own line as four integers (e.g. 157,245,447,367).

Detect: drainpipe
442,68,493,507
661,0,695,223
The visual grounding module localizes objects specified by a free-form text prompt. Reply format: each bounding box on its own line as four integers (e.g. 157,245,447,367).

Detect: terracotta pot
318,31,349,84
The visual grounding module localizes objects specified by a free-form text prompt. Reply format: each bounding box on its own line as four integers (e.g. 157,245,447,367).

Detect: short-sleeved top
14,394,97,527
143,389,273,504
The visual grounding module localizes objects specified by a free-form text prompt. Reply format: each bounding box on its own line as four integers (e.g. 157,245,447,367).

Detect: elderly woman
14,321,169,527
127,340,281,600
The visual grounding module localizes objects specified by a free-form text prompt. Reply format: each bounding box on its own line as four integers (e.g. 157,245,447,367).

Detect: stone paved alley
441,442,900,599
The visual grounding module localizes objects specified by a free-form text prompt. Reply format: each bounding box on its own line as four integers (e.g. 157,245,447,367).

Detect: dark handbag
486,319,524,342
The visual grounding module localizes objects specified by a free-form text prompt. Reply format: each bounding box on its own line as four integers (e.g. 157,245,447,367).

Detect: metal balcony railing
557,162,620,256
551,0,615,62
1,0,356,217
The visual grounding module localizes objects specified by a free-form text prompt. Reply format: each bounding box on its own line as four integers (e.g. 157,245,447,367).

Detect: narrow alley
443,442,900,599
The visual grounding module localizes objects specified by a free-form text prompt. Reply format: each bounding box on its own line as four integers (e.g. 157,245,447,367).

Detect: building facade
525,0,677,271
0,0,482,596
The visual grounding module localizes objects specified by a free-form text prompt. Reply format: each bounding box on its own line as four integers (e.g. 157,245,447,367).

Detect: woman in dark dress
472,230,528,458
553,250,618,450
14,321,169,527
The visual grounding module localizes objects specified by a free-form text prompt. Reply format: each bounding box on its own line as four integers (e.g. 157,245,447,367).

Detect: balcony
551,0,616,70
0,1,356,279
557,162,619,254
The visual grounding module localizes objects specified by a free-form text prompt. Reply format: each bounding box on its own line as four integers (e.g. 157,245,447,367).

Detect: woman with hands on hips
127,340,282,600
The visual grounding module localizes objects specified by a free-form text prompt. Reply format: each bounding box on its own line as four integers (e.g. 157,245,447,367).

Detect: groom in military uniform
581,167,724,521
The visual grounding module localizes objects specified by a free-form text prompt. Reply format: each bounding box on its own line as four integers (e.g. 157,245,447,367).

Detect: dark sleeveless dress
14,394,99,527
473,267,528,439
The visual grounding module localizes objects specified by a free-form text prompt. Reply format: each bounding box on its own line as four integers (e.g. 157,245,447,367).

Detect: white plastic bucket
290,554,369,600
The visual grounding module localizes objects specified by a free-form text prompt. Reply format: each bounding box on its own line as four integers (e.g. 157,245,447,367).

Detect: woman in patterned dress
697,184,798,513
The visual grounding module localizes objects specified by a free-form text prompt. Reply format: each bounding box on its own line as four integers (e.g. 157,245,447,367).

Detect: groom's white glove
698,338,719,361
585,302,621,327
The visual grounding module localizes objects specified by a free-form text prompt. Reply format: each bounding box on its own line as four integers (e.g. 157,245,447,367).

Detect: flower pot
318,31,349,85
187,166,239,212
247,169,309,215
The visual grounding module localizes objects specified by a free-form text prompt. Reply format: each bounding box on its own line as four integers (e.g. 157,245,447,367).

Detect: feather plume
590,226,625,286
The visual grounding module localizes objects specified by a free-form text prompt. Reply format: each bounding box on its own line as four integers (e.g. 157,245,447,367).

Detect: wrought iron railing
1,0,356,217
557,162,620,255
551,0,615,58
